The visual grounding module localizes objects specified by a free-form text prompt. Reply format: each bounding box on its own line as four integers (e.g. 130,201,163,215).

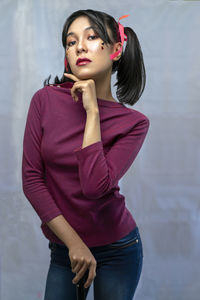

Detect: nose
76,38,87,54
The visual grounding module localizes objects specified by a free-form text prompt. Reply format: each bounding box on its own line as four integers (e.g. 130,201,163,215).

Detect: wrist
86,107,99,115
67,237,85,250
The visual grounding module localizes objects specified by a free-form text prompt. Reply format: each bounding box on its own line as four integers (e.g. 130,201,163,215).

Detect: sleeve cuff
73,141,103,160
41,210,62,224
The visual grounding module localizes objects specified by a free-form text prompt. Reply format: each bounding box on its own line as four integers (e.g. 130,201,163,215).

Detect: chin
76,72,96,80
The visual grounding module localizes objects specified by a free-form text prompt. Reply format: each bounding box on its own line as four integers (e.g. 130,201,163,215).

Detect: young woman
22,9,150,300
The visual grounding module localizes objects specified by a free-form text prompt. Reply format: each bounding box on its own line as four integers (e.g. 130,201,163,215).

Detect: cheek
89,41,104,53
65,49,73,63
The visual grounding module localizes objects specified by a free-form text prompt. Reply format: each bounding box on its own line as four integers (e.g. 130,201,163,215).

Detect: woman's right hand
68,241,97,288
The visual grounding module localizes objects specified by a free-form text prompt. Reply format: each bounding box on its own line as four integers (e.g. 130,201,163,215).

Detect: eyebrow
66,26,95,38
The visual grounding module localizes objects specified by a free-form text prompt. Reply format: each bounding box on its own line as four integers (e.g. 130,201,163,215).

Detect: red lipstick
76,57,92,65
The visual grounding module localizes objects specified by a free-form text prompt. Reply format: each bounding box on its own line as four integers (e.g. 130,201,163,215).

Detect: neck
93,69,116,102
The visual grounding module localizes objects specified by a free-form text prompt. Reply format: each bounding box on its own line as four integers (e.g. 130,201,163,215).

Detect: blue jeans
44,226,143,300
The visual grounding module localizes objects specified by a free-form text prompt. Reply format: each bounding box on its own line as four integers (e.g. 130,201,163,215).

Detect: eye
67,41,75,47
67,35,98,47
88,35,98,40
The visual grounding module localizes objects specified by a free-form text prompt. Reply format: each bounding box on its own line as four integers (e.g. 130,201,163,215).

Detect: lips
76,58,92,65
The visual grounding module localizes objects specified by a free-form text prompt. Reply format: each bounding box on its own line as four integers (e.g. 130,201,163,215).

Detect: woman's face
65,16,121,81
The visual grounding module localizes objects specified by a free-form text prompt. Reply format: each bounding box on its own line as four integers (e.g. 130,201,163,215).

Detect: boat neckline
47,81,125,107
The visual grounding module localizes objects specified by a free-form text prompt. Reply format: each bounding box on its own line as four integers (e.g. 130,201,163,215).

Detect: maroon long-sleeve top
22,81,150,247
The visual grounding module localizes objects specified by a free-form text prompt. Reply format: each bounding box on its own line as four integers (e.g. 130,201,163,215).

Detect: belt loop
49,241,56,250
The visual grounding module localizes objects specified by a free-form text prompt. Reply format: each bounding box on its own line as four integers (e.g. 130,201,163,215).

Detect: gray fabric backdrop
0,0,199,299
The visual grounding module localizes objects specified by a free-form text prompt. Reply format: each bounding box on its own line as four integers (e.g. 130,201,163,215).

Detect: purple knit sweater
22,81,150,247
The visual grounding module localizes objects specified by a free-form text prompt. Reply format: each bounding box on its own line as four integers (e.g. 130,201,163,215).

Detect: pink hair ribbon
110,14,129,60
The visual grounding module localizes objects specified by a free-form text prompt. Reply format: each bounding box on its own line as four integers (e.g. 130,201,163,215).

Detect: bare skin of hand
68,241,97,288
64,73,98,113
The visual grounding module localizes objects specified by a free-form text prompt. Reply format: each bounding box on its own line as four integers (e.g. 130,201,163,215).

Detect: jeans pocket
107,232,140,249
107,237,139,249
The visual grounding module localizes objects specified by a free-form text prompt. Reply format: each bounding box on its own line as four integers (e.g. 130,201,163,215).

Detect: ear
111,42,123,61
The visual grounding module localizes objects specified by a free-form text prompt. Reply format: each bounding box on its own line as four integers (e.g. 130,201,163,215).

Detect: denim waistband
49,226,140,250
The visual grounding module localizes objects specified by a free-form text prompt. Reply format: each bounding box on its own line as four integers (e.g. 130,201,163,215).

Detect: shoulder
126,107,150,126
27,87,50,115
30,85,50,103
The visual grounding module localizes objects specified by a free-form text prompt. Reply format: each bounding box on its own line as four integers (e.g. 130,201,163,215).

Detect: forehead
67,16,93,35
66,15,113,42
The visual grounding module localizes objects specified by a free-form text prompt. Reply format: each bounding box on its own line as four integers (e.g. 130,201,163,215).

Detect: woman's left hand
64,73,98,113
